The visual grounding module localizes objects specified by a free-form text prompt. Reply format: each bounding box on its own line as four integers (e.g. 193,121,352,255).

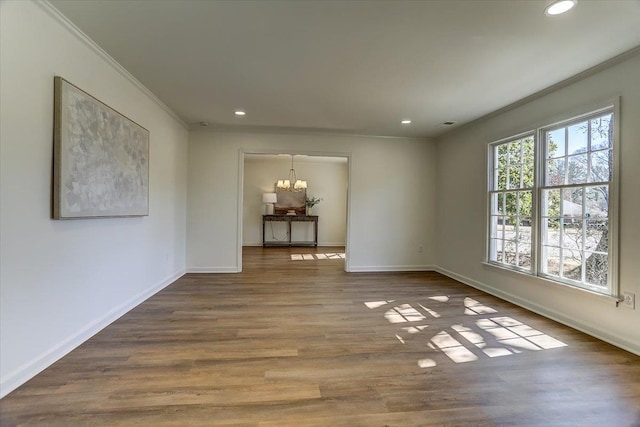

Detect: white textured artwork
53,77,149,219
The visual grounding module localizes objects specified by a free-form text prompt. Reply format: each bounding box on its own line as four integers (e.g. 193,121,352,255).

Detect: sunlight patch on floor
431,331,479,363
402,325,429,335
418,358,437,368
364,295,567,368
418,303,441,318
365,300,395,309
291,253,345,261
384,304,426,323
464,297,497,315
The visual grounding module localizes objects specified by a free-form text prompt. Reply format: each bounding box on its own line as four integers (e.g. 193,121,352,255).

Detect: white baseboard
348,265,436,273
6,264,633,399
186,266,240,273
433,266,640,357
0,269,185,399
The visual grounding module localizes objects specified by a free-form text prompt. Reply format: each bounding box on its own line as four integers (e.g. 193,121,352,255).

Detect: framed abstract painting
53,77,149,219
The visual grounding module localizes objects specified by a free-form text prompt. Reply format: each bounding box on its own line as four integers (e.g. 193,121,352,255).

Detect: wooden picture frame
53,77,149,219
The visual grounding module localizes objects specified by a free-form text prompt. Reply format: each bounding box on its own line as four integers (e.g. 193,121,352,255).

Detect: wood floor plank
1,246,639,426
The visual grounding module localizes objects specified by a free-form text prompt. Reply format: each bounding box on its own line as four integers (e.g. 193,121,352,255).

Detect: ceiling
50,0,640,138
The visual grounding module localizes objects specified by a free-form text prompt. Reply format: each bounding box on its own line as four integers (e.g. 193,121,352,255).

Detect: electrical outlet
623,292,635,309
418,244,423,253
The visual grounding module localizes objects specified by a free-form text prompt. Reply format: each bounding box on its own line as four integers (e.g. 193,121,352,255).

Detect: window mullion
520,141,524,188
581,186,587,283
586,120,592,182
515,190,520,267
564,127,569,184
533,132,541,276
506,148,510,190
489,105,616,297
542,181,610,191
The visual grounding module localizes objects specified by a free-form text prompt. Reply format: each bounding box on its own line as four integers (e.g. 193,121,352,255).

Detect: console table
263,215,318,247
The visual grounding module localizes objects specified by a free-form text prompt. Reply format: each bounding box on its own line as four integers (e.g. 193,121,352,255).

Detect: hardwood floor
2,246,639,426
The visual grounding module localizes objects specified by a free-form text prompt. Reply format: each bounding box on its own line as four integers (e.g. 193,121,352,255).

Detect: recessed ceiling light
401,119,412,124
545,0,577,16
234,110,246,116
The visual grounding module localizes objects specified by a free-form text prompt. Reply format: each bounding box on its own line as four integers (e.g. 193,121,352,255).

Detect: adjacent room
1,0,639,425
242,153,348,250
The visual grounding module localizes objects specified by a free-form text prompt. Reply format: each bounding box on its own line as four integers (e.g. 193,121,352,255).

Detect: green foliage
495,137,536,223
496,136,562,223
305,196,322,208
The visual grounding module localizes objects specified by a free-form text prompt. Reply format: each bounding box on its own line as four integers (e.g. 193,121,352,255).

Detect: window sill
481,261,622,306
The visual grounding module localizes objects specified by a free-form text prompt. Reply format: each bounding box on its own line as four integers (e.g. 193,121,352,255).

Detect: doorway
238,151,350,272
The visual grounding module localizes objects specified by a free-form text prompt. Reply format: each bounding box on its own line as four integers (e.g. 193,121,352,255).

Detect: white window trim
485,98,620,300
486,131,536,275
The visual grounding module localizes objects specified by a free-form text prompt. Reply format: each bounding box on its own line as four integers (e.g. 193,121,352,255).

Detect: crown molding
38,1,189,130
193,123,432,142
441,45,640,139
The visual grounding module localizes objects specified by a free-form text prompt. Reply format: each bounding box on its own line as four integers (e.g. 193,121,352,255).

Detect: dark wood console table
263,215,318,247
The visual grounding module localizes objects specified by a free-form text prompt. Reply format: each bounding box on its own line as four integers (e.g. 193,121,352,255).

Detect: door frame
237,148,352,272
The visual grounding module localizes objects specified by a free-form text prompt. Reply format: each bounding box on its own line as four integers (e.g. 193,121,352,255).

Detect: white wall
0,1,188,397
435,52,640,355
243,156,348,246
187,130,436,272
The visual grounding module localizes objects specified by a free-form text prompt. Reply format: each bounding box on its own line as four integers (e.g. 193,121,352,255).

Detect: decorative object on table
277,154,307,192
305,196,322,216
274,186,306,215
286,210,296,215
262,192,277,215
52,76,149,219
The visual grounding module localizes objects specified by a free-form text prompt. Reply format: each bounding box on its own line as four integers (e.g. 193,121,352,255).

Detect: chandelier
277,155,307,192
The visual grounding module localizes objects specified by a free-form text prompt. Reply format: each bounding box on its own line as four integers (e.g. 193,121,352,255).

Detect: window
487,105,617,296
489,134,535,271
